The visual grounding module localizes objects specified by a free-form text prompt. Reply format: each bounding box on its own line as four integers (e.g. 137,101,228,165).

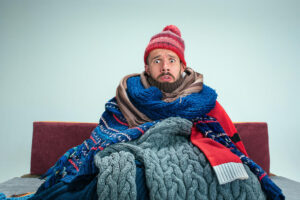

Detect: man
30,25,284,200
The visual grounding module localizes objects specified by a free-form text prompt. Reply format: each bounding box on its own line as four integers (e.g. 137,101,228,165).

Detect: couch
0,121,299,199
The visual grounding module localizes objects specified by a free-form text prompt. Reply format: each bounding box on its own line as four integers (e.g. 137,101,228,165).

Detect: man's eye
154,60,160,64
170,59,175,63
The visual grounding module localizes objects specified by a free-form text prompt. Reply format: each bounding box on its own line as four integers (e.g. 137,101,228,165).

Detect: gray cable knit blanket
94,117,266,200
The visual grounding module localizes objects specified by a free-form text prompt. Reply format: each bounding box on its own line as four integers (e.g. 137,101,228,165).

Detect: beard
147,70,184,93
155,70,182,83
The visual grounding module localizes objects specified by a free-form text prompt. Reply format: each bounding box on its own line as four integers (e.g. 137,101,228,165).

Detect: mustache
157,72,175,80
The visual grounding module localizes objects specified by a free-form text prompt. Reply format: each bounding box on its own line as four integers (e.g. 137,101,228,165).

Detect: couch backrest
30,121,270,175
235,122,270,174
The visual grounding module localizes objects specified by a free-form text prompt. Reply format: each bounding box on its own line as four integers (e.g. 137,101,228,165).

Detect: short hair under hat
144,25,186,66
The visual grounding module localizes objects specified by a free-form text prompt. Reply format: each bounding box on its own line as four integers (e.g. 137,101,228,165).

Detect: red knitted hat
144,25,186,66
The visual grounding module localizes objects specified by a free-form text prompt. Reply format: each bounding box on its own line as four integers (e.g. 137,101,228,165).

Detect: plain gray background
0,0,299,183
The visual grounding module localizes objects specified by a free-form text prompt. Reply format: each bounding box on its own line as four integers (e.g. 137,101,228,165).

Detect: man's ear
181,63,186,72
145,64,150,74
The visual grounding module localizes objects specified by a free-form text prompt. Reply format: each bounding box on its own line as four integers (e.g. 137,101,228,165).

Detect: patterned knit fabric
38,98,158,191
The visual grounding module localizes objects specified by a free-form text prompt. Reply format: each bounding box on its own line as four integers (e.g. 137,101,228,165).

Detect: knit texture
126,76,217,120
95,117,266,200
96,151,136,200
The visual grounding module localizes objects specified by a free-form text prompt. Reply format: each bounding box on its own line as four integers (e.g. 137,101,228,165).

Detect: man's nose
161,60,170,72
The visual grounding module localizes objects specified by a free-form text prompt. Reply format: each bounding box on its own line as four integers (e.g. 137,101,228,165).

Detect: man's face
145,49,185,83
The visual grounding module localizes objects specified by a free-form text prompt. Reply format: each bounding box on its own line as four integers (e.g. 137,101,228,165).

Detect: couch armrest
30,122,97,175
30,121,270,176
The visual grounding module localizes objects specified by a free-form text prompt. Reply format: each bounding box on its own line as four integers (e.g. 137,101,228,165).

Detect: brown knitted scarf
116,67,203,127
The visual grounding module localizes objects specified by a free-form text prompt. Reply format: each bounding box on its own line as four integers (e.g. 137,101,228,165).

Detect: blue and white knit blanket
39,97,158,190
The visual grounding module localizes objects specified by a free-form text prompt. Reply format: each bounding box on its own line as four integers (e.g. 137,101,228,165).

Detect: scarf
116,67,205,127
192,117,285,200
37,70,284,199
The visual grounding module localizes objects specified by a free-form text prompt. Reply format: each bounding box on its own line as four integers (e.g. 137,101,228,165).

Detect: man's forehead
149,49,179,59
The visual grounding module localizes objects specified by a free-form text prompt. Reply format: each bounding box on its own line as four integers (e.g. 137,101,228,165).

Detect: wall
0,0,299,183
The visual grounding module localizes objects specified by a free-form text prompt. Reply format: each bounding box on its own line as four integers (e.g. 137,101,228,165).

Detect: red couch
30,121,270,176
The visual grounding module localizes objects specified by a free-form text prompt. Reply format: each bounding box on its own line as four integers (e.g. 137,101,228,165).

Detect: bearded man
30,25,284,200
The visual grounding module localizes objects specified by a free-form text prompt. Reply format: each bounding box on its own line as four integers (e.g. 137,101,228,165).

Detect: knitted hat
144,25,186,66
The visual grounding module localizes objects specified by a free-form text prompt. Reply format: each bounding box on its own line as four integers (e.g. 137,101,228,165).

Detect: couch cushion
270,176,300,200
0,177,44,197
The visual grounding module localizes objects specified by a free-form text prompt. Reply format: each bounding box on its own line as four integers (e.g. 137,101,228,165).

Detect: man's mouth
158,73,175,82
160,75,173,82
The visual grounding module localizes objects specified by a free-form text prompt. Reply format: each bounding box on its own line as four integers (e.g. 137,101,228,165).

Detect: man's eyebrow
151,55,161,60
168,54,177,58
